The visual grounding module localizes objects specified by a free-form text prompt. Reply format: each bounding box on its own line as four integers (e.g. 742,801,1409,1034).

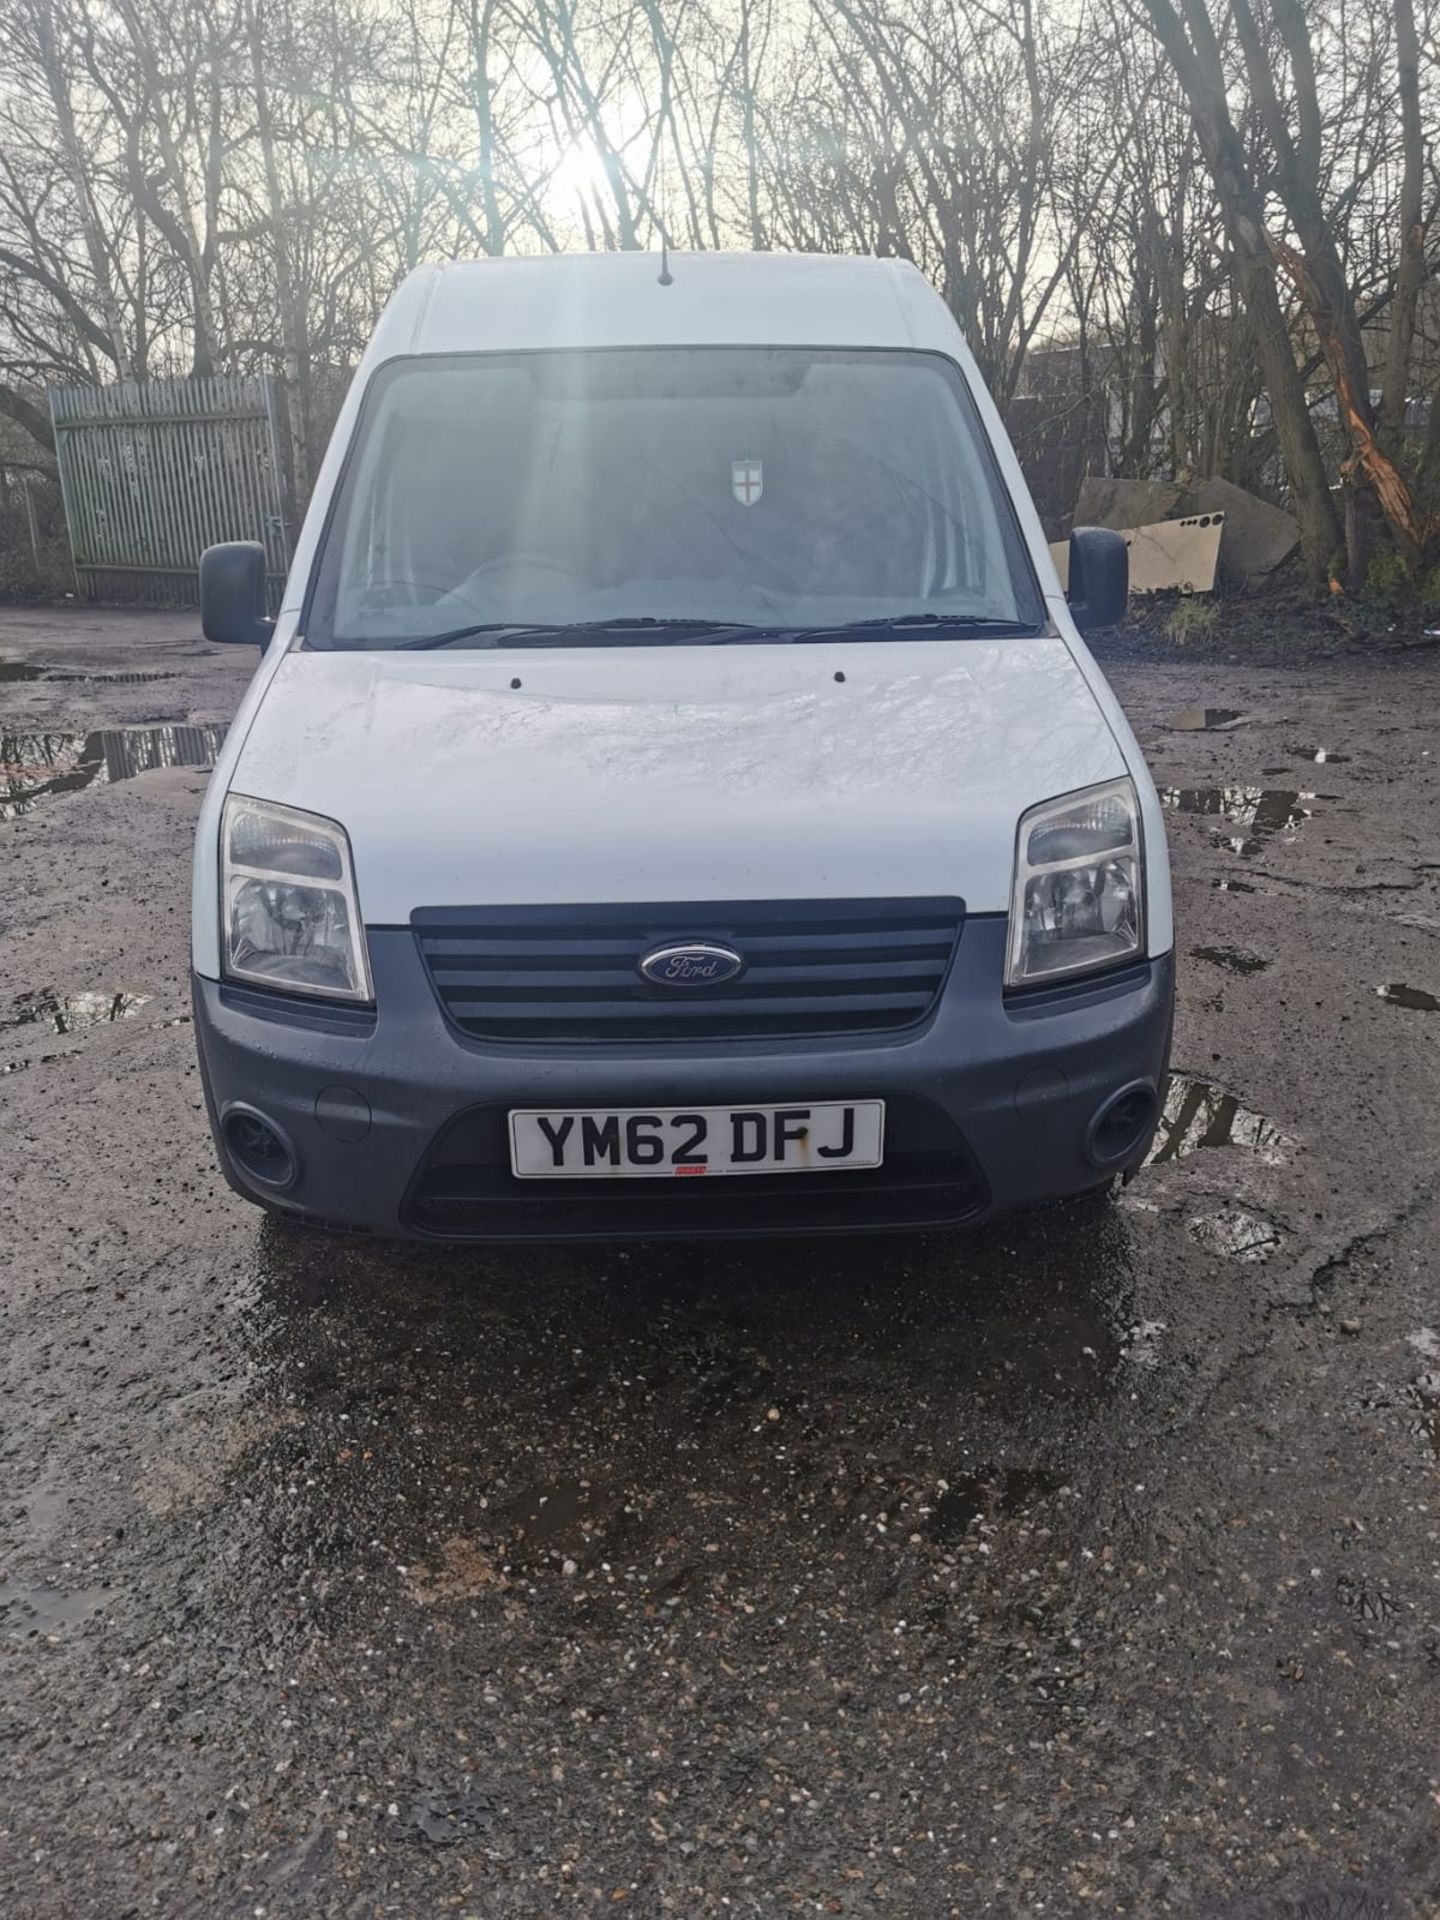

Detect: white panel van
191,252,1172,1240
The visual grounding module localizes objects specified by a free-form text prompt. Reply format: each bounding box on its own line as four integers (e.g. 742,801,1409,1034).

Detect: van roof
371,251,961,362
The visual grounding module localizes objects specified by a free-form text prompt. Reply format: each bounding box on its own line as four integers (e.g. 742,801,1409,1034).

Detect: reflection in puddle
1167,707,1243,731
0,1576,108,1637
1377,983,1439,1012
1186,1204,1284,1262
929,1466,1064,1541
1287,744,1350,764
1191,944,1270,975
1409,1371,1440,1459
3,988,151,1034
1,724,226,819
1159,786,1315,857
43,670,178,685
1147,1073,1290,1166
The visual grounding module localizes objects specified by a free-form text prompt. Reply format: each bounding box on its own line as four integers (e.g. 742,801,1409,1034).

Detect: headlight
221,795,372,1001
1006,778,1144,988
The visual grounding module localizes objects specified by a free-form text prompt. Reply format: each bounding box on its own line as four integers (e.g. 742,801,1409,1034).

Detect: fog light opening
1086,1081,1158,1168
221,1104,298,1191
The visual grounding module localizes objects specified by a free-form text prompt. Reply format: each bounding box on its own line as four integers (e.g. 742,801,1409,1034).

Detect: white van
191,251,1173,1240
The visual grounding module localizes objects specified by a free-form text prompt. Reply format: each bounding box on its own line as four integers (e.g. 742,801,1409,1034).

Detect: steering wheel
354,575,455,607
472,552,579,577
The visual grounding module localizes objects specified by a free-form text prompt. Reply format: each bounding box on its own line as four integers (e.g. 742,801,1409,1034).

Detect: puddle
1186,1203,1284,1262
0,1576,109,1637
1407,1385,1440,1460
1191,944,1270,975
1211,877,1258,894
402,1775,504,1847
502,1478,595,1546
3,989,151,1034
1166,707,1243,731
1146,1073,1290,1166
43,670,178,685
1376,983,1438,1012
1287,744,1350,764
929,1466,1064,1541
1336,1573,1402,1625
1159,786,1315,858
494,1477,617,1572
1,723,226,819
0,661,177,686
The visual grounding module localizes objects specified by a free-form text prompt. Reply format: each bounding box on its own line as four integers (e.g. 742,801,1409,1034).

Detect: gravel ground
1,605,1439,1919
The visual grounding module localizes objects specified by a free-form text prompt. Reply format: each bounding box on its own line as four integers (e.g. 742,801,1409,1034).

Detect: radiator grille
411,898,963,1043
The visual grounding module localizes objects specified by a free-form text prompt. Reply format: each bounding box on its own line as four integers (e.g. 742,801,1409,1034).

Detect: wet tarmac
2,606,1440,1917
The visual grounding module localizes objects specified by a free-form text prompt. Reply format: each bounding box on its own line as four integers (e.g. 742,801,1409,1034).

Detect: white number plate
509,1101,885,1179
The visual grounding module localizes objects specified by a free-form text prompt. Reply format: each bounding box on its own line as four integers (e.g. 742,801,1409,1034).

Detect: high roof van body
192,251,1173,1239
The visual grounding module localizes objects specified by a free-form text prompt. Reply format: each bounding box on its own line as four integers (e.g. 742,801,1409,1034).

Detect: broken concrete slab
1189,477,1300,588
1050,512,1225,595
1073,476,1183,532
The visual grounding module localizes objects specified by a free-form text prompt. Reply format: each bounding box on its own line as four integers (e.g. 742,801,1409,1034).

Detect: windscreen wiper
393,617,764,650
386,612,1038,651
826,613,1040,635
695,613,1043,645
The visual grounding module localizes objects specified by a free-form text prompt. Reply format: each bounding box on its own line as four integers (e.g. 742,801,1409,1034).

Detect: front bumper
192,918,1174,1241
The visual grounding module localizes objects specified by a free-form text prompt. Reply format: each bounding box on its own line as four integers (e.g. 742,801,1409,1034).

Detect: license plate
508,1101,885,1179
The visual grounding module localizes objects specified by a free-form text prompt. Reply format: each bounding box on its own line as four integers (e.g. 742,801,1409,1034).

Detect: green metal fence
49,374,291,608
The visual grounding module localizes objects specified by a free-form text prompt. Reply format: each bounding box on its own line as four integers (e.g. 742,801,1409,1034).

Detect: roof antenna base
658,238,674,287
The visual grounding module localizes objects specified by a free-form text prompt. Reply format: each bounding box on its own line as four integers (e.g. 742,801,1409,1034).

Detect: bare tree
0,0,1432,587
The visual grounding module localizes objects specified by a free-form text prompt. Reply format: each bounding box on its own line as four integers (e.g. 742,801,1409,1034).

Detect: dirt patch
405,1536,507,1604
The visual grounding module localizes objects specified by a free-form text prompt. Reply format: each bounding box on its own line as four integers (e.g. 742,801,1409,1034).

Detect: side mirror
200,542,275,648
1066,526,1128,633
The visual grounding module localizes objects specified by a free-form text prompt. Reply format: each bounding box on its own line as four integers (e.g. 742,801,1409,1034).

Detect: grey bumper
192,918,1174,1241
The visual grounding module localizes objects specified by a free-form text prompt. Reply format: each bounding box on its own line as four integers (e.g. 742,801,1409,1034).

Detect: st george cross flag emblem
731,459,763,506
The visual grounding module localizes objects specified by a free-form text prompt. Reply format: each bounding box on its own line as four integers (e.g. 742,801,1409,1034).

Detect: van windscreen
306,348,1045,647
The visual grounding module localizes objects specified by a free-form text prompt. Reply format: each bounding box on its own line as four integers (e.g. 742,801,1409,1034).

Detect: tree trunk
1137,0,1340,584
1377,0,1424,465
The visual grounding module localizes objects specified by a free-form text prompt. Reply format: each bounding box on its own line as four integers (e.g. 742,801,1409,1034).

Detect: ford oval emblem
639,942,745,988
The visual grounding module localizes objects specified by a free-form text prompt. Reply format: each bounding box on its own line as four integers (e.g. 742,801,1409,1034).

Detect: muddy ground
1,605,1438,1919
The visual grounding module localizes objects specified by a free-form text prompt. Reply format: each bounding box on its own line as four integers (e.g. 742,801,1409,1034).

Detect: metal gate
49,374,291,607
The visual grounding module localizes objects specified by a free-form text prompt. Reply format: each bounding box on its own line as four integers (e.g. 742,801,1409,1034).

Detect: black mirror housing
200,542,275,648
1066,526,1128,633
